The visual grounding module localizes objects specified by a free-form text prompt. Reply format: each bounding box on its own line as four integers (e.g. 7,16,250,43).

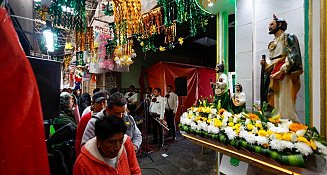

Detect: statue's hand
270,70,284,80
260,59,266,66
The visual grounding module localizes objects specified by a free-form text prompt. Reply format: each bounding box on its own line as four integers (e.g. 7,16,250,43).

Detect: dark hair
107,92,127,109
216,63,225,73
109,88,119,95
79,93,91,113
154,88,161,93
93,88,101,94
95,116,127,141
167,85,173,89
129,85,135,90
236,83,243,92
145,87,152,92
273,14,287,31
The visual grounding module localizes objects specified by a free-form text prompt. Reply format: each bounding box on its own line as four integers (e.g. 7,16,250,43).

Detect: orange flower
268,117,280,124
289,123,308,132
218,108,225,115
248,113,259,121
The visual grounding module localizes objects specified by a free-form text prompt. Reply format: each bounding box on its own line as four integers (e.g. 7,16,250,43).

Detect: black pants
128,104,136,116
150,114,163,145
165,109,176,138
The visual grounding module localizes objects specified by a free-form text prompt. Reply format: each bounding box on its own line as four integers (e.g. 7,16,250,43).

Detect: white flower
291,133,298,142
239,131,256,144
196,121,203,131
223,111,233,117
185,118,192,125
208,125,220,134
190,122,197,130
280,119,293,128
245,118,251,125
233,115,240,123
182,112,188,118
296,130,306,137
269,126,289,133
210,108,217,114
252,127,258,134
270,140,294,152
294,142,313,156
256,136,269,146
222,116,229,127
314,141,327,155
255,120,262,125
208,114,213,119
192,108,198,113
224,127,237,140
198,121,208,132
267,122,275,129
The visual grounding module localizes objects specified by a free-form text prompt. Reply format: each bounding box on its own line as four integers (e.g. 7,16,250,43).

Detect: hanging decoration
111,0,141,66
102,1,114,16
157,0,174,27
175,0,188,24
164,21,176,44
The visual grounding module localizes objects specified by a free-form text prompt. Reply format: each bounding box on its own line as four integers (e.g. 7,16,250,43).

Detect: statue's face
268,20,279,34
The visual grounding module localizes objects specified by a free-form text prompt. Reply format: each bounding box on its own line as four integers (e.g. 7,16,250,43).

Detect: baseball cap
92,91,107,103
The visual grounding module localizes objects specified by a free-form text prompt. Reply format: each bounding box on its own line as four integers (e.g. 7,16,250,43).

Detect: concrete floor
137,132,218,175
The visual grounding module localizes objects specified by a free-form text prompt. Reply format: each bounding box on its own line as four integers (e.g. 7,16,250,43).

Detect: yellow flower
159,46,166,51
94,42,99,49
266,130,274,136
298,136,310,145
258,130,267,136
140,42,144,47
203,107,211,113
289,123,308,132
228,122,234,127
247,124,254,130
275,133,282,140
65,42,73,50
310,140,317,150
197,107,204,113
214,118,222,127
255,123,263,129
187,114,193,119
282,133,292,141
207,118,212,124
195,116,202,122
178,37,184,45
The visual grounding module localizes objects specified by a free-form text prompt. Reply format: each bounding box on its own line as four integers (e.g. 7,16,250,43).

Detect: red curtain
141,62,216,121
0,8,50,174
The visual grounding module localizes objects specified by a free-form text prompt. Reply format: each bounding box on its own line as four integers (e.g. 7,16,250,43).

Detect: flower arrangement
179,99,327,167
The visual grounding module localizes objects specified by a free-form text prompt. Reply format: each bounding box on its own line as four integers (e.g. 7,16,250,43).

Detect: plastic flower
282,133,292,141
159,46,166,51
246,124,254,130
256,136,269,146
224,127,237,140
258,130,268,137
268,114,281,124
213,118,222,127
298,136,310,145
248,113,259,121
178,37,184,45
207,125,219,134
294,142,313,156
270,140,294,151
228,122,234,127
289,123,308,132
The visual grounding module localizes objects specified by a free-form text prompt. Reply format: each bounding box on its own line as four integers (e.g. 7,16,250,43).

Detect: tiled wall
236,0,306,123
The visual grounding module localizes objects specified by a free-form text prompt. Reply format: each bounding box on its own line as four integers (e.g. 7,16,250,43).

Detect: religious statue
231,83,246,114
211,63,231,111
260,15,303,121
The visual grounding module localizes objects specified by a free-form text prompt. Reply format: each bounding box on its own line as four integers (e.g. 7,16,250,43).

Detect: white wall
236,0,305,123
312,0,321,131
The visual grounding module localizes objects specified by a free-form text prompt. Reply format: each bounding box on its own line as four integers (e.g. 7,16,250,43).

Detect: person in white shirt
164,85,178,141
149,88,165,148
124,85,138,117
231,83,246,114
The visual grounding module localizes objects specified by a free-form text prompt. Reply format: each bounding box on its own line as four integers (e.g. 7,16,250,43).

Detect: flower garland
179,99,327,167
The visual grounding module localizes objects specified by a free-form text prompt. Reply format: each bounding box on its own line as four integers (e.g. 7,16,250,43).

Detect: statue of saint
231,83,246,114
260,15,303,121
211,63,231,111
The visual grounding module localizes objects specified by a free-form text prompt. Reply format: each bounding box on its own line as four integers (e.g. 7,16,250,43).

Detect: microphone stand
139,98,154,162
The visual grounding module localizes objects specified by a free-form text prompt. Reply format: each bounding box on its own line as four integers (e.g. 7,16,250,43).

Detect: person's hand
270,70,284,79
133,145,137,151
260,59,266,66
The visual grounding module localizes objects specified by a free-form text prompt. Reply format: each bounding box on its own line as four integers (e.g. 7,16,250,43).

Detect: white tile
235,52,253,80
236,0,253,27
236,24,253,53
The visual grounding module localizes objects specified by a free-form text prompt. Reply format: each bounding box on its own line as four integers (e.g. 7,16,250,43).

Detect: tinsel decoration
141,7,163,38
199,0,217,8
76,51,84,66
175,0,188,24
164,22,176,44
157,0,175,27
102,2,114,16
113,0,142,36
63,54,72,69
113,38,136,66
48,0,86,30
86,27,94,53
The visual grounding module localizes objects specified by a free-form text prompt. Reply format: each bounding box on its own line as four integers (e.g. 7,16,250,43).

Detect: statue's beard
269,26,279,34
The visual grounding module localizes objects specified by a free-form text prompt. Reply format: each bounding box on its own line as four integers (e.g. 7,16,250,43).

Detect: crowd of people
50,84,180,174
